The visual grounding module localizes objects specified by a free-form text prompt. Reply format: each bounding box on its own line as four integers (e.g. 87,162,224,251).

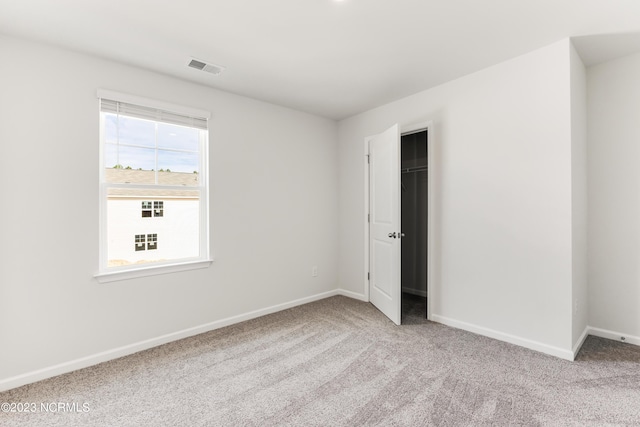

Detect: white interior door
369,124,401,325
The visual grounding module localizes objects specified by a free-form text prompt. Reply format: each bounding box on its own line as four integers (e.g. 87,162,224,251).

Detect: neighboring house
105,168,200,266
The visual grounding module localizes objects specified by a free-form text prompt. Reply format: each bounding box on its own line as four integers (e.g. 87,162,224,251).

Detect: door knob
388,232,397,238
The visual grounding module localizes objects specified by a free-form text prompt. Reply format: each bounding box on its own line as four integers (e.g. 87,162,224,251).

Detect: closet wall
401,131,428,297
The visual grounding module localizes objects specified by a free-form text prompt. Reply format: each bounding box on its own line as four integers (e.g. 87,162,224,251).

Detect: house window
153,201,164,217
141,201,163,218
134,234,158,251
147,233,158,250
97,90,211,282
135,234,146,251
142,201,152,217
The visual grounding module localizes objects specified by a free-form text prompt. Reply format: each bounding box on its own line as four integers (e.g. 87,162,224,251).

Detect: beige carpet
1,295,640,426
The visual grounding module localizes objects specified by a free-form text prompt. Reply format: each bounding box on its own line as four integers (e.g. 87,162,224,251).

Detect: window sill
94,259,213,283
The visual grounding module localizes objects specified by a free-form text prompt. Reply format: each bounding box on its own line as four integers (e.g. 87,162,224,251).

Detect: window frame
95,89,212,283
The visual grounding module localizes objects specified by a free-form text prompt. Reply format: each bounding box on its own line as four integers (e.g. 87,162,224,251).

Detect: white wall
339,39,577,357
587,50,640,342
0,35,338,387
570,43,589,349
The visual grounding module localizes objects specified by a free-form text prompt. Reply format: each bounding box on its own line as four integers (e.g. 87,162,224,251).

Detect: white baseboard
0,289,343,393
13,291,619,393
337,289,368,302
587,326,640,347
572,326,589,359
431,314,574,361
401,287,427,298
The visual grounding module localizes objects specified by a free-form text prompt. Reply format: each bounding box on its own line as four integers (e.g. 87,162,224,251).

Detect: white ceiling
2,0,640,120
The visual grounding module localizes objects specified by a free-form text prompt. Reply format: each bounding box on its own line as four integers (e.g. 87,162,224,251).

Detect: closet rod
401,166,428,174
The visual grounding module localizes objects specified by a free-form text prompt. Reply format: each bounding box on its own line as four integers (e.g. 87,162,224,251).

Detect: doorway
366,122,432,326
400,129,428,323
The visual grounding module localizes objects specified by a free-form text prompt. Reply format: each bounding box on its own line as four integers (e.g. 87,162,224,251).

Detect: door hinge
367,272,370,281
368,213,370,223
366,154,370,164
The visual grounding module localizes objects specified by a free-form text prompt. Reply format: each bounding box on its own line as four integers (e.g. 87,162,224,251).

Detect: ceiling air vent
188,58,225,75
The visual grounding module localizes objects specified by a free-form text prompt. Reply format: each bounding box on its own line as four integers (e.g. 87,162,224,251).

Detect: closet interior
401,129,428,320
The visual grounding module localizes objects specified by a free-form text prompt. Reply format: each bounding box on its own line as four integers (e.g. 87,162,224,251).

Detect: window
147,233,158,250
153,201,164,217
142,201,152,217
141,201,163,218
134,234,158,251
135,234,146,251
96,90,211,282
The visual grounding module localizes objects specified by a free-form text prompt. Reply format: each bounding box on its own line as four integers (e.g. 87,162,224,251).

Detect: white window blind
100,99,208,130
